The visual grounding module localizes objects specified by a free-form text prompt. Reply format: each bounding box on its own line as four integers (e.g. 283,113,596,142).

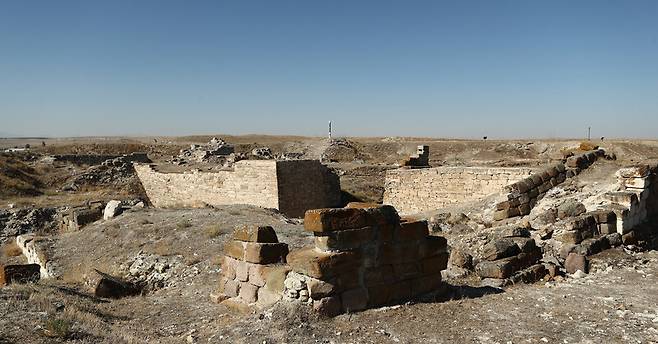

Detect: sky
1,1,657,139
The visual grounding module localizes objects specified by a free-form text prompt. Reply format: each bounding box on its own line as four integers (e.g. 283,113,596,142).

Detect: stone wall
276,160,341,218
135,160,340,217
285,203,448,316
384,167,536,215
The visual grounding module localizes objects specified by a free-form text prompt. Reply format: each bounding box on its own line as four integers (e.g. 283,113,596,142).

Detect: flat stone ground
1,206,657,343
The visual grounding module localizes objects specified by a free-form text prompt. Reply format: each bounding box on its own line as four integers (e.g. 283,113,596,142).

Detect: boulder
103,200,123,220
565,253,588,274
482,238,521,261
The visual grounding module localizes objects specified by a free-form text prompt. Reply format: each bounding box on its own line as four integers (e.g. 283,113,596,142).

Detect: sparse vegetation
43,316,72,339
1,240,22,257
203,224,225,239
176,220,192,229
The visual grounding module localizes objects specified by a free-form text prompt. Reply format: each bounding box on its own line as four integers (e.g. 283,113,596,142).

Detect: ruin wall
276,160,342,218
383,167,536,215
134,160,280,210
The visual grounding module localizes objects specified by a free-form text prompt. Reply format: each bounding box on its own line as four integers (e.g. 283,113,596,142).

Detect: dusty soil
1,206,656,344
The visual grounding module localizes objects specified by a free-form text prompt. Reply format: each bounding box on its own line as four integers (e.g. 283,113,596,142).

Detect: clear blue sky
1,1,657,138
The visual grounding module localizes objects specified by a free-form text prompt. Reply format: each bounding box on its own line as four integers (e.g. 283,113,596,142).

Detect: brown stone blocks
395,221,429,241
304,208,369,232
287,247,361,279
341,288,368,312
421,252,449,274
244,242,288,264
411,273,442,297
233,225,278,243
314,226,376,251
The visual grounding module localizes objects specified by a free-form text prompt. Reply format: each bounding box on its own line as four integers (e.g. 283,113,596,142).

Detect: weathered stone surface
313,296,342,317
364,265,394,285
510,237,537,253
0,264,40,285
500,227,530,238
256,288,282,307
565,253,588,274
419,236,448,258
223,278,240,297
248,264,287,287
341,288,368,312
238,282,258,303
422,252,449,274
314,226,376,251
235,261,249,282
482,238,521,261
224,241,245,261
233,225,278,243
557,201,586,219
304,208,368,232
287,247,361,279
94,270,140,299
606,233,623,247
448,249,473,269
221,256,238,280
103,200,122,220
392,263,421,280
476,256,519,279
554,230,582,244
307,277,337,299
622,231,638,245
244,242,288,264
411,273,441,296
395,221,429,241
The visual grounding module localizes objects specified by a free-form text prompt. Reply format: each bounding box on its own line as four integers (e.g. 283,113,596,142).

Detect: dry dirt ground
1,206,657,343
2,136,658,343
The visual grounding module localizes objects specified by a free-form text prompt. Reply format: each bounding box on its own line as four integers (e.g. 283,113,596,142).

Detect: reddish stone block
314,226,376,251
287,247,361,279
341,288,368,312
244,242,288,264
395,221,429,242
421,252,449,274
233,225,279,243
304,208,368,232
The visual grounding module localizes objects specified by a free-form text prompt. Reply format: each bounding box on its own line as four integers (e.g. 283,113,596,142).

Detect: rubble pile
171,137,236,165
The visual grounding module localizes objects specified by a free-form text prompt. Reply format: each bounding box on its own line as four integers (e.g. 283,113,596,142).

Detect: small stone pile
285,203,448,316
174,137,235,164
218,226,290,307
494,149,606,221
475,228,544,286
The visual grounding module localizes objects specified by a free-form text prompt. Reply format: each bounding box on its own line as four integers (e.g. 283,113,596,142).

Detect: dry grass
1,240,23,257
579,141,599,151
43,316,72,338
176,220,192,229
203,224,226,239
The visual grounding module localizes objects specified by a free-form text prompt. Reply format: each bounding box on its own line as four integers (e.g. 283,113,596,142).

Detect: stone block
341,288,368,312
238,282,259,303
304,208,368,232
233,225,279,243
392,263,421,280
421,252,449,274
510,237,537,253
476,256,519,279
395,221,429,241
257,288,282,308
262,264,290,294
622,230,638,245
565,253,588,274
307,277,337,299
0,264,40,285
554,230,582,244
235,261,249,282
606,233,623,247
244,242,288,264
94,270,140,299
314,226,376,251
367,284,392,307
221,256,238,280
379,241,419,264
224,241,245,261
223,278,240,297
335,268,361,291
448,249,473,269
518,203,531,216
287,247,361,279
411,273,441,297
482,238,521,261
364,265,395,285
622,177,651,189
313,296,342,317
389,280,412,302
248,264,288,287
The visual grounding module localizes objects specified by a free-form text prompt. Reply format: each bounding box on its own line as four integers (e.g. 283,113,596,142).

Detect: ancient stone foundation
285,204,448,316
384,167,536,215
135,160,341,218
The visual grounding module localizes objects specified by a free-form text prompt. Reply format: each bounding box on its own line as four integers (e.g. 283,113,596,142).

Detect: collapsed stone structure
493,149,605,220
59,201,105,232
135,160,341,217
215,204,449,316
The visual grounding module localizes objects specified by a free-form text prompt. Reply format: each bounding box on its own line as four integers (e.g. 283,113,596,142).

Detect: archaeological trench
2,142,658,321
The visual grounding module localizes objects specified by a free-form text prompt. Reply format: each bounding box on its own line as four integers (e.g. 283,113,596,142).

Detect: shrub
1,240,22,257
203,224,225,239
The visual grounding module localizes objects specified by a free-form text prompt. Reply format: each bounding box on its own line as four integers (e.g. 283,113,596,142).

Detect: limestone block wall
384,167,536,215
135,160,341,217
135,160,280,210
276,160,341,218
15,234,58,279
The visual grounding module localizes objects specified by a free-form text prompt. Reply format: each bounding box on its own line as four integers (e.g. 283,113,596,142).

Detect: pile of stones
173,137,235,165
285,203,448,316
